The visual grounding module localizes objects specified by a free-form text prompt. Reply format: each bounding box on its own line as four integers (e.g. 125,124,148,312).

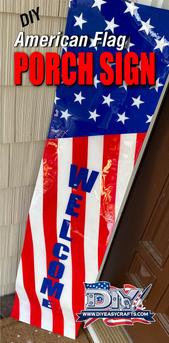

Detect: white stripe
15,259,30,323
115,134,137,220
29,161,53,331
84,136,103,283
57,138,75,339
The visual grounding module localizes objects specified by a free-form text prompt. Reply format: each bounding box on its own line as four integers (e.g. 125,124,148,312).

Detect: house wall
0,0,168,296
138,0,169,8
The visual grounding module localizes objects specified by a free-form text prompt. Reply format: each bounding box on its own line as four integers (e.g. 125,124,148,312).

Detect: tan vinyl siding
138,0,169,9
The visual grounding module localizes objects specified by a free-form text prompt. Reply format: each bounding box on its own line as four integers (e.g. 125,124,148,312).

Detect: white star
108,61,116,67
139,18,154,35
90,38,97,50
146,114,154,123
117,112,129,125
94,75,101,88
60,109,72,121
132,95,144,109
102,94,114,107
105,17,119,34
124,1,139,16
154,36,169,53
137,61,142,70
89,109,100,122
74,13,87,30
54,95,60,105
126,39,135,52
150,78,163,92
120,81,128,91
74,91,86,104
92,0,106,11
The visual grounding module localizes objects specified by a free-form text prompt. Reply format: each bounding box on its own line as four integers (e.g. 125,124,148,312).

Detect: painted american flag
12,0,169,339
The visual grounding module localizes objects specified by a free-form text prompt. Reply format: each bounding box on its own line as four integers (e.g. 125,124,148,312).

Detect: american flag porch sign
12,0,169,339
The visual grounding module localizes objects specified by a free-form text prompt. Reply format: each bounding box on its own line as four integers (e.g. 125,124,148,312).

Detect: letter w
69,164,99,193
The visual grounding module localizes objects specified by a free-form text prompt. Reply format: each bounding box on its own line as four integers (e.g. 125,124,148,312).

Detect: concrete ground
0,318,91,343
0,294,91,343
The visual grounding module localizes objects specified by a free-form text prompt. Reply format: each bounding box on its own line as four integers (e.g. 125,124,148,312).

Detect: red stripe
11,293,20,319
71,137,88,336
43,139,64,335
104,320,134,327
21,217,41,326
132,318,151,324
105,318,150,326
98,135,120,269
134,133,146,164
